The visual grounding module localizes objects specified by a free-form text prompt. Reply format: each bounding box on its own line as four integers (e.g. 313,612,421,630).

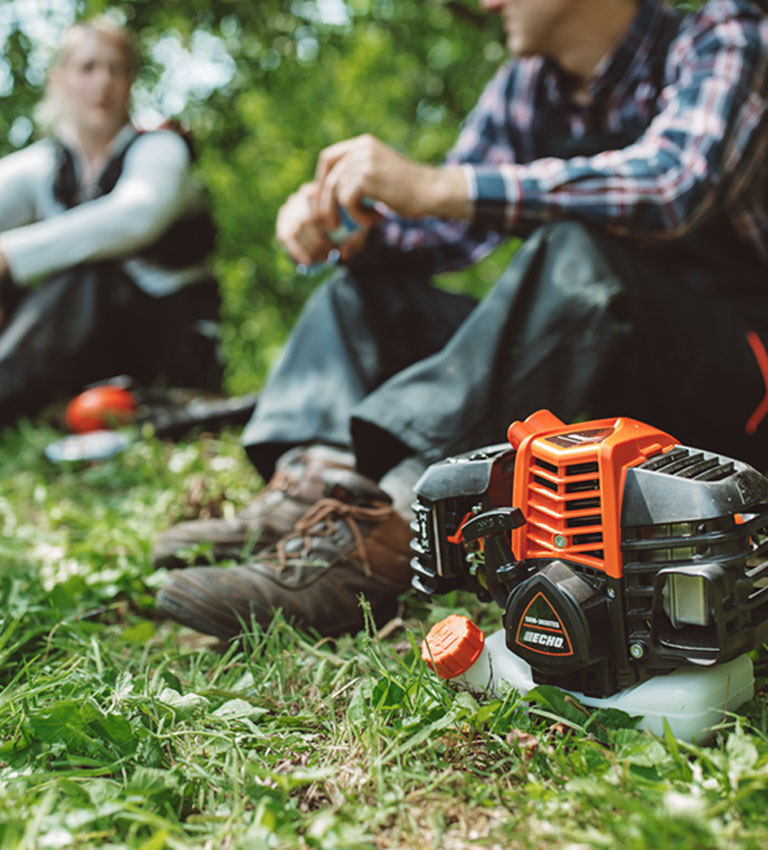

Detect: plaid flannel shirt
364,0,768,276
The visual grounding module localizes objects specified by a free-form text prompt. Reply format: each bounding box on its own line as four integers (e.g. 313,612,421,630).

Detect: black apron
0,131,221,426
241,221,768,478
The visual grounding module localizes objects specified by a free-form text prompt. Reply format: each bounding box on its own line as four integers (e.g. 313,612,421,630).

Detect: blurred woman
0,16,221,426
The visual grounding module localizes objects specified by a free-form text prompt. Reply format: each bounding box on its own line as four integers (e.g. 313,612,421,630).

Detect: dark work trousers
242,222,768,480
0,263,221,426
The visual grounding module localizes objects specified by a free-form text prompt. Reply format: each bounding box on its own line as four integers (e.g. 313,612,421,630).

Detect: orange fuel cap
420,614,485,679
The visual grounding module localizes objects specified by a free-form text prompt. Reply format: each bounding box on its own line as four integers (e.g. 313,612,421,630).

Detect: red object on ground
420,614,485,679
65,385,138,433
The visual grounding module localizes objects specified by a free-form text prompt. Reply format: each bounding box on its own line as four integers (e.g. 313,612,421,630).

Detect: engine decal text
515,592,574,656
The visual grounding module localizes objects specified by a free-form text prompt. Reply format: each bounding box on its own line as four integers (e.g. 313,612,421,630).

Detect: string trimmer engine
411,410,768,711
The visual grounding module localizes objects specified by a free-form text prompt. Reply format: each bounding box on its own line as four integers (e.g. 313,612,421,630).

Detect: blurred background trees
0,0,707,393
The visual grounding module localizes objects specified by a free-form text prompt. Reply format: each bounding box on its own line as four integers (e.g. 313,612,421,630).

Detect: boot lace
275,497,394,577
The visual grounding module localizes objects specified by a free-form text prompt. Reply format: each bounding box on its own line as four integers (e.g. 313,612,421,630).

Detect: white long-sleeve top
0,125,213,296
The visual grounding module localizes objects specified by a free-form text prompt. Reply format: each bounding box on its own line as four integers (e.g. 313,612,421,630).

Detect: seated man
0,17,221,426
156,0,768,640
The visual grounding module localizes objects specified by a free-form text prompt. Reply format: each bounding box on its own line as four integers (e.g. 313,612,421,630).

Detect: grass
0,418,767,849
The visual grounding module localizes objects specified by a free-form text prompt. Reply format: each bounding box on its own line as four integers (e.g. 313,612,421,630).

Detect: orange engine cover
507,410,678,579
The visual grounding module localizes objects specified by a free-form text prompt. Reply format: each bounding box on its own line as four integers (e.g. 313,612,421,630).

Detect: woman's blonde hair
37,16,139,134
53,16,139,76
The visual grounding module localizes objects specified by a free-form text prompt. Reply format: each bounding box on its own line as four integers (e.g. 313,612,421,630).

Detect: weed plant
0,421,767,849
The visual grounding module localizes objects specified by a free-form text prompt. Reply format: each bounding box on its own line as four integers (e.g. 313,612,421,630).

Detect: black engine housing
411,441,768,697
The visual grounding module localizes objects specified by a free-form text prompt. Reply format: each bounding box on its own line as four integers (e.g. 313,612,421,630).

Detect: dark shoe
152,445,355,568
156,469,413,639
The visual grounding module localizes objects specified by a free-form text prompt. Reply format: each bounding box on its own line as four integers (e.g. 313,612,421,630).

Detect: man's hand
276,182,338,267
315,134,471,230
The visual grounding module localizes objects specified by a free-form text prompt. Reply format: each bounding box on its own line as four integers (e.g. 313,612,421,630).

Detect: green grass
0,420,767,850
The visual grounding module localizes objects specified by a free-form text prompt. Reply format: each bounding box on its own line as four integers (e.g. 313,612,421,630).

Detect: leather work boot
155,469,413,639
152,445,355,568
